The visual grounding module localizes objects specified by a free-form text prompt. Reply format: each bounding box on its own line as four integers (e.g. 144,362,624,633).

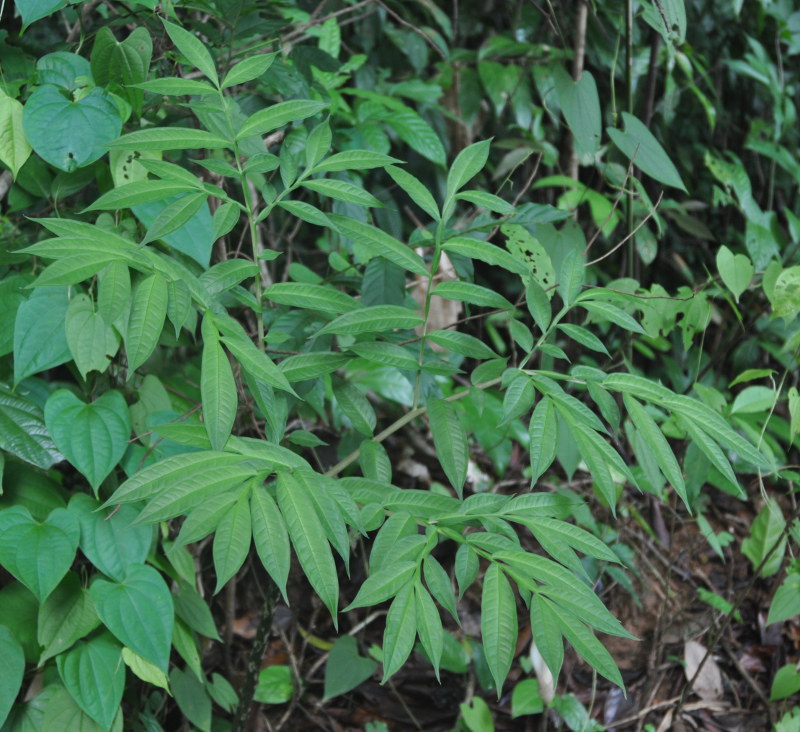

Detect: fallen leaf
684,639,723,701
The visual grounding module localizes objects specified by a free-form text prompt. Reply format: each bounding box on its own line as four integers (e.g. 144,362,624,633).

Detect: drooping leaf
162,19,219,86
427,398,469,497
323,635,378,700
481,563,518,694
0,91,32,178
0,383,64,469
381,584,417,682
13,287,71,385
38,573,101,664
212,490,251,593
250,487,291,602
0,625,25,728
125,273,168,374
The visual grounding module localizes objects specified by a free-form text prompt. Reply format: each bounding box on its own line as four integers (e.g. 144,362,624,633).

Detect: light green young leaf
481,563,518,694
277,471,339,623
237,100,328,139
125,272,168,374
250,487,291,602
328,215,428,276
381,584,417,682
212,491,251,593
0,91,32,178
446,139,491,197
741,498,786,578
607,112,687,192
427,398,469,497
767,572,800,626
221,53,276,89
201,315,238,450
162,19,219,86
716,245,754,303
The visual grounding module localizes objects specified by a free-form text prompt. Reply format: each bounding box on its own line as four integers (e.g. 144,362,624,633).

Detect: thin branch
374,0,446,59
586,191,663,266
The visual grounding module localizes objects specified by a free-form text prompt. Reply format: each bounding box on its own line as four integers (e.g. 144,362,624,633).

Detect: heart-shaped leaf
45,389,131,492
13,287,71,386
90,563,174,671
23,85,122,172
0,507,79,602
65,294,120,379
716,245,754,303
57,633,124,729
38,572,101,664
68,494,152,581
0,383,64,470
323,635,377,700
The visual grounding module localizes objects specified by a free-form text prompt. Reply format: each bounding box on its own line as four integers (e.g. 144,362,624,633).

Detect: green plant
0,1,796,729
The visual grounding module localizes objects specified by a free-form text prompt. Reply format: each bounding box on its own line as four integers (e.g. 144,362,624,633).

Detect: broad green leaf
237,100,328,139
142,192,207,244
580,299,647,335
89,563,174,671
334,380,376,435
17,0,66,28
432,281,513,310
481,563,518,694
323,636,378,700
45,390,130,492
279,351,350,381
548,598,624,688
427,329,498,360
427,399,469,497
23,86,122,172
623,394,688,508
173,580,220,640
68,495,151,583
318,305,423,336
770,265,800,321
741,499,786,578
665,394,771,470
385,165,440,220
0,383,64,469
162,19,219,86
607,112,687,192
250,488,291,602
447,139,491,197
731,385,776,414
109,127,230,151
125,273,168,374
423,554,459,624
557,324,609,356
349,342,419,370
770,665,800,702
105,451,255,505
381,584,417,682
716,245,753,302
0,507,79,602
0,91,32,178
201,316,237,450
90,27,151,114
311,150,401,173
30,255,120,287
221,53,276,88
511,678,545,717
13,287,71,385
767,572,800,625
277,471,339,623
346,561,416,609
65,294,119,379
253,665,294,704
86,180,198,211
131,77,218,95
530,594,564,682
213,491,251,593
443,236,529,277
456,190,516,215
0,625,25,728
328,215,428,276
57,634,124,730
554,66,601,159
171,666,212,731
41,685,122,731
302,178,383,208
265,282,359,313
38,573,100,664
387,108,446,166
415,582,444,679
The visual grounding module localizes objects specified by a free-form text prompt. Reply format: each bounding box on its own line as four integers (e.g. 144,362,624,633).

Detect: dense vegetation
0,0,798,729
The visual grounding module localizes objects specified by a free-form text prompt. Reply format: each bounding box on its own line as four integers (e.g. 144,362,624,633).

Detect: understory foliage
0,0,798,730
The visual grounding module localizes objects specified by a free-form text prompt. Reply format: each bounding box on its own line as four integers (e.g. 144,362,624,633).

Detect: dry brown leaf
684,639,724,701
